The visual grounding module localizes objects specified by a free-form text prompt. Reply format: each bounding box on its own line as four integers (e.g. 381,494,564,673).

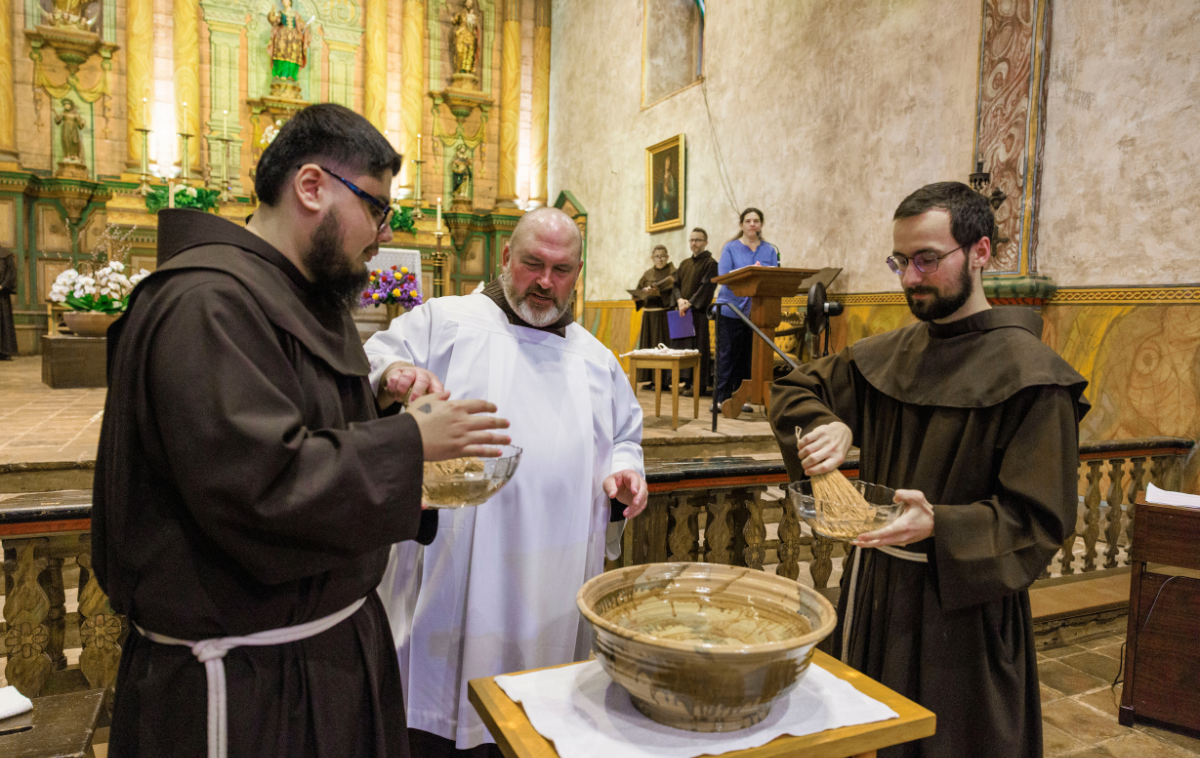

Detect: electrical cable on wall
701,78,739,216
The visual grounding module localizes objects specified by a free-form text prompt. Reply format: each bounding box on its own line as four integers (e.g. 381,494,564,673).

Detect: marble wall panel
1039,0,1200,286
549,0,980,300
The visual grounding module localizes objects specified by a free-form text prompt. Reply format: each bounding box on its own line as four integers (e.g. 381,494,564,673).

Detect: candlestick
142,97,148,128
417,132,422,157
182,101,188,130
223,109,228,138
436,197,442,231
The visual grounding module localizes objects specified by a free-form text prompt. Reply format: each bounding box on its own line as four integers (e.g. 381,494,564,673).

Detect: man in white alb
365,207,648,756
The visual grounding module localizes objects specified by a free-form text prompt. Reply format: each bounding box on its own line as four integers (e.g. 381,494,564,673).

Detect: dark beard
904,255,974,322
303,210,371,309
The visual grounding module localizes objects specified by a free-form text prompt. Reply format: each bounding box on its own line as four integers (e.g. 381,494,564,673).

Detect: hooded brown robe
769,307,1089,758
633,262,676,383
0,249,17,357
93,209,436,758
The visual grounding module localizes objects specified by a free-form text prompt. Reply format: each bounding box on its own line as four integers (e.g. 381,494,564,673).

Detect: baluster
1120,458,1148,566
704,490,734,566
776,491,803,580
1150,453,1183,492
644,493,671,564
1103,458,1126,569
668,493,702,562
77,540,124,691
2,539,54,697
39,554,67,671
809,533,835,589
727,489,750,567
1078,460,1103,573
742,489,767,570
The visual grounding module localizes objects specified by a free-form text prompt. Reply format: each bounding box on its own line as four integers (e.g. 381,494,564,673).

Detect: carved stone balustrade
624,438,1195,595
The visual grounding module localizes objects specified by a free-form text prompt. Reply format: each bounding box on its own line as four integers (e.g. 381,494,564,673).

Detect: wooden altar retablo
712,266,818,418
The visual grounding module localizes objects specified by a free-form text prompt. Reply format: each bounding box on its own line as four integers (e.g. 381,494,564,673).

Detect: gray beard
500,270,569,327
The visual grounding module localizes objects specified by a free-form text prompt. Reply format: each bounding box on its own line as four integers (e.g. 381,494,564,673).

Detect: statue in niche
54,99,86,163
451,144,473,200
452,0,480,78
268,0,310,96
46,0,96,29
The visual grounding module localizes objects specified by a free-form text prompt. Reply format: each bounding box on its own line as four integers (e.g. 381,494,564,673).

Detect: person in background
713,208,778,409
0,248,17,360
672,228,718,396
632,244,676,389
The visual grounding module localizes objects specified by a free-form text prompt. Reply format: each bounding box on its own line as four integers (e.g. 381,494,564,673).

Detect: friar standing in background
632,244,676,388
770,182,1089,757
672,228,718,396
0,248,17,360
93,103,509,758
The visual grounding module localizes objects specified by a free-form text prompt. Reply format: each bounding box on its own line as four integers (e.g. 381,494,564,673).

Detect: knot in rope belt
133,596,367,758
840,545,927,663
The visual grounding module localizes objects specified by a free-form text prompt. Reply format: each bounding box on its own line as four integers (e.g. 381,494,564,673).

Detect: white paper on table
495,660,899,758
1146,483,1200,509
0,685,33,720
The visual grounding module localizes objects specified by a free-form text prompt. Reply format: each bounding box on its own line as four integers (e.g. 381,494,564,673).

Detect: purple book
667,310,696,340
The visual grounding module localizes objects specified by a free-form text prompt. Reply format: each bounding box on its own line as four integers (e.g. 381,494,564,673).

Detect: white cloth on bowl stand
495,659,898,758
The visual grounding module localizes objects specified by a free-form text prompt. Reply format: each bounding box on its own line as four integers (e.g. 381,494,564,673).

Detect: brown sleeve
768,347,864,482
931,385,1081,610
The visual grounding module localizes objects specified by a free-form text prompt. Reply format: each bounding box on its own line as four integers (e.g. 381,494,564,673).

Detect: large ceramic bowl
576,562,837,732
421,445,522,509
787,479,902,540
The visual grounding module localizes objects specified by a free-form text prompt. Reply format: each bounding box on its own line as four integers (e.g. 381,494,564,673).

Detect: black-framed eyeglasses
887,243,966,275
319,166,393,232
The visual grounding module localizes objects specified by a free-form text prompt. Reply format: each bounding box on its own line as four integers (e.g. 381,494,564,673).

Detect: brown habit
93,210,435,758
672,250,718,391
0,249,17,357
633,263,676,382
770,308,1088,758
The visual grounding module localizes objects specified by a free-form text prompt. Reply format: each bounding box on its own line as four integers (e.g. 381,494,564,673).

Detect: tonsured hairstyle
254,103,402,206
893,181,995,249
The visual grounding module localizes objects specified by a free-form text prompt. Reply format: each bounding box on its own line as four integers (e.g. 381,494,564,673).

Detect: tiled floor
1039,632,1200,757
0,356,106,466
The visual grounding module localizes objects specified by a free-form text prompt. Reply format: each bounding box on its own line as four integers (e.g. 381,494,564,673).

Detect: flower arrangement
361,266,422,310
260,120,283,148
145,183,221,214
48,260,150,314
389,203,417,235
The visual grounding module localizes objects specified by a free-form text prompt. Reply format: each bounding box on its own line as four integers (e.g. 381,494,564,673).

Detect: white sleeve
363,302,437,394
608,355,645,478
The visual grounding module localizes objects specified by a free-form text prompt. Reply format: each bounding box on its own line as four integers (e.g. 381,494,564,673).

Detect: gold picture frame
645,134,685,233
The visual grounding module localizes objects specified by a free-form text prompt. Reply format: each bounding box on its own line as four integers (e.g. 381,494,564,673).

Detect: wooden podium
712,266,818,419
1119,497,1200,732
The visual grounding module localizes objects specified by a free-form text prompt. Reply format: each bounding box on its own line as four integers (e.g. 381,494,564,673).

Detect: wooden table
626,353,701,431
468,650,935,758
1120,497,1200,731
0,688,107,757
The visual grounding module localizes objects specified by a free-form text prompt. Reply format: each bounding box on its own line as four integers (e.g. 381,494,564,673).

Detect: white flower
109,261,124,272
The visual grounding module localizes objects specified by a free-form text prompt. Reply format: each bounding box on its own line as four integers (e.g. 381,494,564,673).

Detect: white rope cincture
134,596,367,758
839,545,928,664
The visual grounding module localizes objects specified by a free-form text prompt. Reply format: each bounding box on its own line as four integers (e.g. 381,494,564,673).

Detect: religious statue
452,0,480,77
268,0,309,84
451,144,473,200
47,0,94,29
54,99,86,163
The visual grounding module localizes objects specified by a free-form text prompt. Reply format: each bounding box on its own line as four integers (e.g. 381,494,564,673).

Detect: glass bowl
421,445,522,509
786,479,902,540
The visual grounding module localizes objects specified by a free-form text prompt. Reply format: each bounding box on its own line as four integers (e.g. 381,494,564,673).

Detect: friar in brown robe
771,182,1089,758
0,248,18,359
632,246,676,385
672,229,718,394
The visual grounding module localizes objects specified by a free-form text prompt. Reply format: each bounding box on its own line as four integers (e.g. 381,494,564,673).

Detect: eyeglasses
319,166,393,232
887,243,966,275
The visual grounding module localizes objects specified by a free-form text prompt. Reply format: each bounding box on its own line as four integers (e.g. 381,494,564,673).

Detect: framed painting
645,134,685,233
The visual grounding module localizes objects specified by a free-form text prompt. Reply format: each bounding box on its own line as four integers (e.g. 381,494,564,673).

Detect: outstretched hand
378,361,445,409
410,392,511,461
604,469,649,519
854,489,935,548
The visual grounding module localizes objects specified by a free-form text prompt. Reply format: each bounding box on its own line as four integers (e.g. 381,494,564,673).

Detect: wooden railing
0,438,1193,698
622,438,1195,592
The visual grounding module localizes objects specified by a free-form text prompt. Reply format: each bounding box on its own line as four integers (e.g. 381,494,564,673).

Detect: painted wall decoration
645,134,684,233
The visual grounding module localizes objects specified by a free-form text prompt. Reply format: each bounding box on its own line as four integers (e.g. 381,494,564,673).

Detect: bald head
509,206,583,261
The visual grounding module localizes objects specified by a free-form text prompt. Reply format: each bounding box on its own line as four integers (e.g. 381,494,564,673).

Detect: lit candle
223,109,228,138
182,101,187,131
417,132,422,157
436,197,442,231
142,97,148,127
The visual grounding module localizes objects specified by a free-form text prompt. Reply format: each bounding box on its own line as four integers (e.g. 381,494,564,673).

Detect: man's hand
677,298,691,316
854,489,935,548
410,392,511,461
795,422,852,475
378,361,445,409
604,469,648,519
